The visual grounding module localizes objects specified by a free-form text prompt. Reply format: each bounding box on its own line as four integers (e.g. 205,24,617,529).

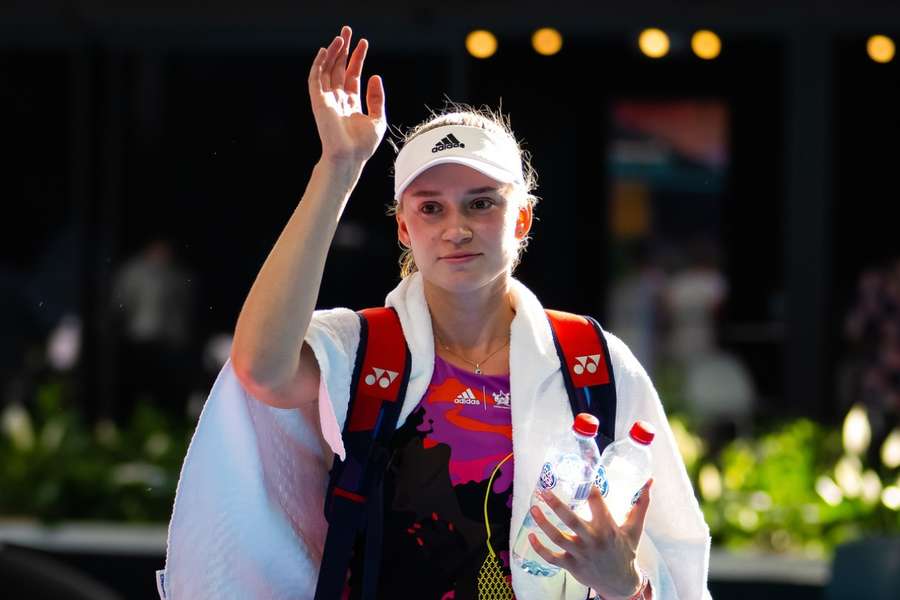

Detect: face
396,163,532,294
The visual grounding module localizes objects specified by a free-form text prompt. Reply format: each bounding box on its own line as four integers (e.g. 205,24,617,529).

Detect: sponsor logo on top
454,387,480,405
492,391,511,408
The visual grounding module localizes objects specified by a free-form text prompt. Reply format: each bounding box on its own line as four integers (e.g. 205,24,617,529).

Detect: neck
424,276,516,356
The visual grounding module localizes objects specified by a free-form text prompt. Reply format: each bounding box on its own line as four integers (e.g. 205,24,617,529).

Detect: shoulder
310,306,358,323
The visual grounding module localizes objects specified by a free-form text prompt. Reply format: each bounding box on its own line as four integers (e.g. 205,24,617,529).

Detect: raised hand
528,479,654,600
307,25,387,165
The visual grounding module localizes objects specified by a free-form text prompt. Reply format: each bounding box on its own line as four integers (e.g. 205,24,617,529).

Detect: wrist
316,155,366,184
599,563,648,600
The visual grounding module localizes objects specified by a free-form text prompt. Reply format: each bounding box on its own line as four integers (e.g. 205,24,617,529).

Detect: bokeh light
639,28,670,58
867,34,896,63
532,28,563,56
692,30,722,60
466,30,498,59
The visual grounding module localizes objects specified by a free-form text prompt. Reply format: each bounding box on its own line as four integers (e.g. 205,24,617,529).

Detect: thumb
366,74,386,122
621,478,653,545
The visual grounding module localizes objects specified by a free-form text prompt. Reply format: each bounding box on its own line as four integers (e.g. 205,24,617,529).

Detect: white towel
163,273,711,599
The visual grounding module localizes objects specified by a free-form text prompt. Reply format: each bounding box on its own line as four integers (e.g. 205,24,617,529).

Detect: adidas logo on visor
432,133,465,153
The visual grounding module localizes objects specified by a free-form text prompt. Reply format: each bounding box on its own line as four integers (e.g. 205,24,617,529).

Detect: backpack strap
545,310,617,452
315,307,411,600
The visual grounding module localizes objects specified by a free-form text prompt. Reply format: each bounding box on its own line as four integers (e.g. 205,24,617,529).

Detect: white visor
393,125,524,201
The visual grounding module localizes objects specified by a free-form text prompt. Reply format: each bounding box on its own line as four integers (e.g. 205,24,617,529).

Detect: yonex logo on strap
432,133,465,153
365,367,399,389
573,355,601,375
454,388,480,405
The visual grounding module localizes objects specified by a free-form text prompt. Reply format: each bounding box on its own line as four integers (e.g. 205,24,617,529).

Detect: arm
230,25,387,409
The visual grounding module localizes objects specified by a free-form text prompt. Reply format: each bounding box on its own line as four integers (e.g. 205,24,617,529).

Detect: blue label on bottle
631,487,643,506
573,481,593,502
594,465,609,498
539,462,557,490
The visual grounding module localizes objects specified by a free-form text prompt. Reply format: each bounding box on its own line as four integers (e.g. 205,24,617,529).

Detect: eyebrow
409,186,500,198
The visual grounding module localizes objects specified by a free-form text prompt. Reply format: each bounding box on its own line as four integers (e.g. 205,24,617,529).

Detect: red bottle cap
573,413,600,437
629,420,656,445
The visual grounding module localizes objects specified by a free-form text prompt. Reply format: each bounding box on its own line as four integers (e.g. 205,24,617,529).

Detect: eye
420,202,442,215
470,197,495,210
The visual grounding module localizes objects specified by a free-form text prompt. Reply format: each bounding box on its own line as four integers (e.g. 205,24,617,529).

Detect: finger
345,37,368,97
366,74,385,121
320,35,344,92
586,484,617,535
527,532,571,569
621,478,653,546
529,504,578,551
308,47,327,97
330,25,352,91
539,490,590,538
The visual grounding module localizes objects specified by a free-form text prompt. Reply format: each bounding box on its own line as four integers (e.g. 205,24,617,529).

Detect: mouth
440,253,481,263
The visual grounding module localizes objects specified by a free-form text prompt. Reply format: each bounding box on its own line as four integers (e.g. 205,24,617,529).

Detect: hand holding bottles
527,478,653,599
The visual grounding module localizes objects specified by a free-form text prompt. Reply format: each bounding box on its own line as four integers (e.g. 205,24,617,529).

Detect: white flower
2,403,35,451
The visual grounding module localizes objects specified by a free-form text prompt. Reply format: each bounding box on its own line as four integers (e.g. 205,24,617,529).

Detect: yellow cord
478,451,516,600
483,452,514,557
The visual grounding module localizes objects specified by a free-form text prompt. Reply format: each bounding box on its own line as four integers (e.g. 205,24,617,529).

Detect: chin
421,264,509,295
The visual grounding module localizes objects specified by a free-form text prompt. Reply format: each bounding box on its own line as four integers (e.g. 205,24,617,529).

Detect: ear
514,203,533,240
396,210,411,248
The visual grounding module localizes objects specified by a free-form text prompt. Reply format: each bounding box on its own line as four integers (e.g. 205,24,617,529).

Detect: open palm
308,25,387,164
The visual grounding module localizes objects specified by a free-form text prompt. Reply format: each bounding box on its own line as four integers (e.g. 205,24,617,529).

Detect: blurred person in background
110,238,196,421
608,241,667,379
662,239,754,453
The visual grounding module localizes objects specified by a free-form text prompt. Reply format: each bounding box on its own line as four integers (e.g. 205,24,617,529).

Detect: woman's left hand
528,478,653,600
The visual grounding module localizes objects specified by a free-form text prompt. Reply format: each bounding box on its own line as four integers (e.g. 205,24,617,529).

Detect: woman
162,26,711,600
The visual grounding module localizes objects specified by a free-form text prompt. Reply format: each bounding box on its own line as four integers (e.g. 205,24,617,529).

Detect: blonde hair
387,102,540,278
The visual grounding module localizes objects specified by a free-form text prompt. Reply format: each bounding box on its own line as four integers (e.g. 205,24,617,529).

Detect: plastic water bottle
512,413,603,577
595,420,656,526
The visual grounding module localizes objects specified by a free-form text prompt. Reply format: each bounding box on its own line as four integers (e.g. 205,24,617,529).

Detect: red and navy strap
545,309,617,452
316,307,410,600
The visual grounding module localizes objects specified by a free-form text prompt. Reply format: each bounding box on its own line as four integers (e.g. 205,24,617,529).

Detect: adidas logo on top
453,388,480,405
432,133,465,153
365,367,399,389
573,355,601,375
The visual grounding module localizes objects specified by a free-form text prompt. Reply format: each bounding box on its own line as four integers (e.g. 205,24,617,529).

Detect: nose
442,219,473,244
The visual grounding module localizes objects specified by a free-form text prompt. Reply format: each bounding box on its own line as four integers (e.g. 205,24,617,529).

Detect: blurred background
2,1,900,598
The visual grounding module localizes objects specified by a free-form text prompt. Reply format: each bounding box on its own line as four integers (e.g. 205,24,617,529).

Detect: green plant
671,414,900,559
0,378,191,523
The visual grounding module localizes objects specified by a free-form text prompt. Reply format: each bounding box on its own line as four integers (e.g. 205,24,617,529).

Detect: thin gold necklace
434,331,510,375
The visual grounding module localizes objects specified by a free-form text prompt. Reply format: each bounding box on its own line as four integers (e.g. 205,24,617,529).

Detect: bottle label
156,570,167,599
538,462,557,490
573,481,593,502
631,487,643,506
594,465,609,498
